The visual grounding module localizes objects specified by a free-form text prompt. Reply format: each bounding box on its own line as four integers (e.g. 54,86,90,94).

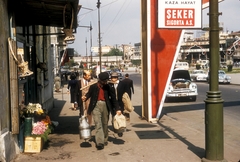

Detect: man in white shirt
109,72,126,137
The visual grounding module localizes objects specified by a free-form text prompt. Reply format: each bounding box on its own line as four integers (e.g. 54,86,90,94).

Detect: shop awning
12,0,80,29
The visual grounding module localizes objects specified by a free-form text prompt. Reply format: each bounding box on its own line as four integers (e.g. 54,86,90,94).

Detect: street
12,71,240,162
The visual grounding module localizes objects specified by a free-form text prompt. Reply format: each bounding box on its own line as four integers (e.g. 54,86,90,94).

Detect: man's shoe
96,143,104,150
118,133,123,137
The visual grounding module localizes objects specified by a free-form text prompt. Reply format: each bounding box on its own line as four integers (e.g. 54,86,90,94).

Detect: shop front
0,0,80,161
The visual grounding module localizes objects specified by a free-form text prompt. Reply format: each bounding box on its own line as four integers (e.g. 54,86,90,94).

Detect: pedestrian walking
54,74,61,92
67,72,79,110
122,73,134,100
108,72,126,137
82,72,120,150
78,70,94,125
121,73,134,121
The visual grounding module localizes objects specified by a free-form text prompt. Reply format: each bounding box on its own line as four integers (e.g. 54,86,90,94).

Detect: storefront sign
158,0,202,28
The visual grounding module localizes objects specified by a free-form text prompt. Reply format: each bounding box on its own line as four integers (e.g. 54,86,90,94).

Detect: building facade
180,29,240,66
0,1,79,161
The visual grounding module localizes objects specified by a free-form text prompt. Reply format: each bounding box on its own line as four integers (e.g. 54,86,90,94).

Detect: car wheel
165,97,169,103
190,96,196,101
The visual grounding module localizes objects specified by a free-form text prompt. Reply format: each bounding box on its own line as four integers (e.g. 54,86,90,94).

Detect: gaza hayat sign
158,0,202,28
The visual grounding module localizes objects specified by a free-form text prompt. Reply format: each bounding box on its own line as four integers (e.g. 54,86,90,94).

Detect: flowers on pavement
32,121,48,135
20,103,56,142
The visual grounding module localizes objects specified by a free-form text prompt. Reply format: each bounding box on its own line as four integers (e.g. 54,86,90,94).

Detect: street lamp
78,22,93,69
97,0,102,72
202,0,225,161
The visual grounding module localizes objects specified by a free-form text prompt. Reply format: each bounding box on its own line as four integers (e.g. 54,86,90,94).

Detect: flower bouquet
20,103,55,142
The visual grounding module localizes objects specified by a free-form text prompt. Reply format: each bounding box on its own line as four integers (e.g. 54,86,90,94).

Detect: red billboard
144,0,214,121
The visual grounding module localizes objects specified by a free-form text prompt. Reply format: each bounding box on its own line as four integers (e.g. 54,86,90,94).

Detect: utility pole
85,37,88,68
115,44,118,66
202,0,226,161
90,22,93,69
123,44,125,64
97,0,102,72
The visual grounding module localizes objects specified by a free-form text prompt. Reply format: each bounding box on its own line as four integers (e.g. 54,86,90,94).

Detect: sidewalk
12,72,240,162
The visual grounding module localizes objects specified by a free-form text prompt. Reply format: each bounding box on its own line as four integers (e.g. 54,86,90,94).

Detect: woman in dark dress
67,72,79,110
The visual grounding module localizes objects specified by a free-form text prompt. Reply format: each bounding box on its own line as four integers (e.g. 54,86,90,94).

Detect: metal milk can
79,116,91,140
74,102,78,108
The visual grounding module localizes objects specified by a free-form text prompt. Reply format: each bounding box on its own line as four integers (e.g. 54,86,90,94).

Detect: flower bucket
24,117,32,137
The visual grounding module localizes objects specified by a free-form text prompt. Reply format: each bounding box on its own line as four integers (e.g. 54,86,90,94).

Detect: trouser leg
92,101,108,145
102,103,109,143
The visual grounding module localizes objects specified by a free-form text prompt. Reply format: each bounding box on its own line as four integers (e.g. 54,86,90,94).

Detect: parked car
166,69,198,102
60,66,71,78
110,69,123,80
190,70,208,82
116,71,123,80
220,62,227,69
91,66,107,78
136,66,142,74
206,70,231,84
105,70,112,79
104,69,123,80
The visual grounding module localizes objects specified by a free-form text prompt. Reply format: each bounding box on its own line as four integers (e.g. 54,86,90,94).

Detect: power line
103,0,132,39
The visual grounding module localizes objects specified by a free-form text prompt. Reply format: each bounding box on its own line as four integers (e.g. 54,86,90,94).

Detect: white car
166,69,198,101
206,70,231,84
190,70,208,82
91,66,107,78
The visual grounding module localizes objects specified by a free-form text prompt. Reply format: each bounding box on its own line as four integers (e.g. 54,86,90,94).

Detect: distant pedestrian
122,73,134,100
82,72,120,150
67,72,79,110
54,74,61,92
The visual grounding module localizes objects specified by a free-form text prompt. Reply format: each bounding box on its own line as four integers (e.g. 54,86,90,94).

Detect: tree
64,58,78,67
105,48,123,56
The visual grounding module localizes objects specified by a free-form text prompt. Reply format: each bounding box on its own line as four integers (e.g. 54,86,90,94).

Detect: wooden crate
24,137,43,153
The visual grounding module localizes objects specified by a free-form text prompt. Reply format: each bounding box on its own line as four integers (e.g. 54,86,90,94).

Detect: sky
69,0,140,56
69,0,240,56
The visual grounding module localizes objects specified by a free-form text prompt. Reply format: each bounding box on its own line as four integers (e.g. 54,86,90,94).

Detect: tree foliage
64,58,79,67
105,48,123,56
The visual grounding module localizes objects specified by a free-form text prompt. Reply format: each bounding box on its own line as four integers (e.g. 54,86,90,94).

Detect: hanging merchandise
8,38,33,77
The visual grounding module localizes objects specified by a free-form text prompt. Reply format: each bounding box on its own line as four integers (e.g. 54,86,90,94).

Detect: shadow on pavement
158,121,205,159
133,100,205,158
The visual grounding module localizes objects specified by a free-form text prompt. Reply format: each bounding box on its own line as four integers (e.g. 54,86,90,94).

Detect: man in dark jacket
108,72,127,137
108,72,126,112
122,73,134,100
82,72,120,150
